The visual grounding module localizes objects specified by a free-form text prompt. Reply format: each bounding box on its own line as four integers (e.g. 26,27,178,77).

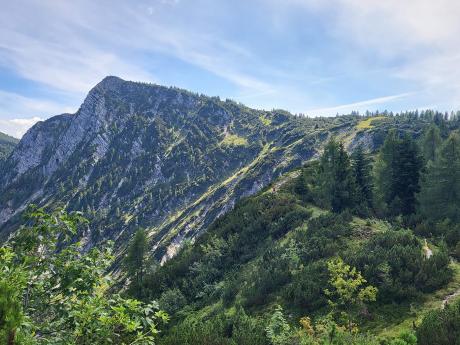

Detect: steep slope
0,76,359,259
0,131,19,163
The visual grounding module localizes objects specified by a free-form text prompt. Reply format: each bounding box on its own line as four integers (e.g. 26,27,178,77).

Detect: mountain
0,131,19,163
1,77,459,344
0,77,442,260
0,77,355,257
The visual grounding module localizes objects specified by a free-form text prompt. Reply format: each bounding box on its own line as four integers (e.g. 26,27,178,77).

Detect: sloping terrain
0,77,359,259
0,131,19,163
0,77,447,261
147,165,459,344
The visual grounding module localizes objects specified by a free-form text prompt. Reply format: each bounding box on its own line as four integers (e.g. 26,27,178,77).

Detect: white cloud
1,0,460,119
0,90,75,137
0,90,75,117
0,117,43,138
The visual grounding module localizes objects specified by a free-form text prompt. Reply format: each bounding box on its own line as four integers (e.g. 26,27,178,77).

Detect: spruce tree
374,131,423,216
420,124,442,163
391,134,423,215
125,228,148,298
351,145,373,212
374,130,398,213
318,139,356,213
419,132,460,221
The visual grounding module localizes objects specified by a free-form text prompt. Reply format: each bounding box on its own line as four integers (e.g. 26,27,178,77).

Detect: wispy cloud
306,92,414,116
1,0,460,137
0,90,75,117
0,0,271,96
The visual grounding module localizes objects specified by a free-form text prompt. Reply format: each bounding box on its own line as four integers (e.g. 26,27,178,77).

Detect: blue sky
1,0,460,137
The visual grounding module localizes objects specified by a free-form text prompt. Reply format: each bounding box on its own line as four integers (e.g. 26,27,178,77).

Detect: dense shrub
352,230,451,302
417,300,460,345
284,260,329,311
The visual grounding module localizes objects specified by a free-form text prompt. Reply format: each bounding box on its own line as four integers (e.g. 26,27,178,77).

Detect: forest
1,116,460,344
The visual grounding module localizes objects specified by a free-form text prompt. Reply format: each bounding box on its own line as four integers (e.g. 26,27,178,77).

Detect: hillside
0,77,449,263
0,78,459,344
0,77,355,257
141,133,460,344
0,131,19,163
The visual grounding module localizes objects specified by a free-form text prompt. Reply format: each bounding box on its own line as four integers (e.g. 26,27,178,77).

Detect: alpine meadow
1,1,460,344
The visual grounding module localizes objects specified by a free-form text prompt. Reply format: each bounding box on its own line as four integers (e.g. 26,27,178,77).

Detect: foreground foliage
0,207,167,345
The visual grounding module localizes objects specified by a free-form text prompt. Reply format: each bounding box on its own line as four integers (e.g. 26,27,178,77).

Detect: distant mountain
0,131,19,163
0,76,439,260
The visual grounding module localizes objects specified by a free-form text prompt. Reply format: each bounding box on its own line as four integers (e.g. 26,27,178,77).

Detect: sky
1,0,460,138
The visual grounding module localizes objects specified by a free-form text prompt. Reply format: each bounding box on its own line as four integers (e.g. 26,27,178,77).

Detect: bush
284,261,328,311
416,300,460,345
158,308,267,345
352,230,451,302
158,288,187,315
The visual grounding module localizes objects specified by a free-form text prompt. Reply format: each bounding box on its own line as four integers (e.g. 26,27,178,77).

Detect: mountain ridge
1,77,356,260
0,76,440,262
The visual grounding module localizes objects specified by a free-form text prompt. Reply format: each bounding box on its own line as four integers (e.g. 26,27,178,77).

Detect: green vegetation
0,131,18,163
356,116,388,130
220,134,248,147
2,98,460,344
0,207,168,344
124,121,460,344
417,299,460,345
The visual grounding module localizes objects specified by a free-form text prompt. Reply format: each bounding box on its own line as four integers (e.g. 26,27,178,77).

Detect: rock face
0,76,359,260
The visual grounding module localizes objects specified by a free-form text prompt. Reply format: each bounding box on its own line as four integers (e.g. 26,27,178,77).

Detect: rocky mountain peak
0,78,360,260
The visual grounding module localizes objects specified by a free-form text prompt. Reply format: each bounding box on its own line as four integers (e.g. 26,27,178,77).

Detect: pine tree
374,130,398,213
318,139,356,213
125,228,148,298
419,132,460,221
374,131,423,216
420,125,442,163
391,134,423,215
351,145,373,212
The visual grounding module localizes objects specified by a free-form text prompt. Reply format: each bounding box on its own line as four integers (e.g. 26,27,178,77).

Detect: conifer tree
373,130,398,213
374,131,423,216
420,124,442,163
125,228,148,298
351,145,373,212
318,139,356,213
391,134,423,215
419,132,460,221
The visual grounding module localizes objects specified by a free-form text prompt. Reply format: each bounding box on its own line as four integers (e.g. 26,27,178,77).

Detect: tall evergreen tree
419,132,460,221
318,139,356,213
125,228,148,298
391,134,423,215
374,131,423,216
373,130,398,213
351,145,373,211
420,124,442,163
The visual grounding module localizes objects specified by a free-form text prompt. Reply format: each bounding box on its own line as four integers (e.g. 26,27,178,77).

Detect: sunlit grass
356,116,388,130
